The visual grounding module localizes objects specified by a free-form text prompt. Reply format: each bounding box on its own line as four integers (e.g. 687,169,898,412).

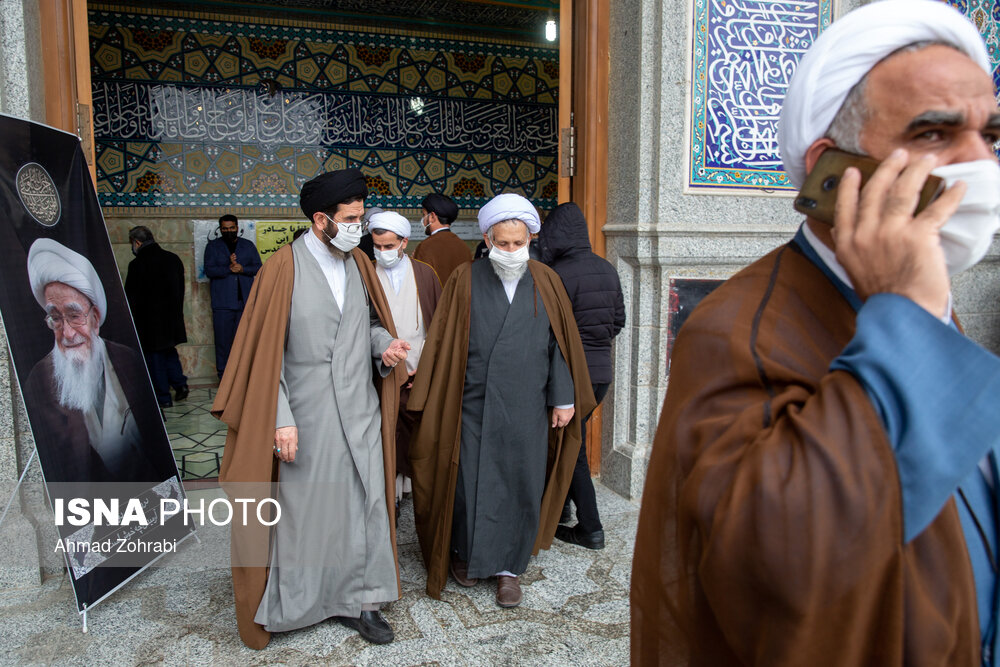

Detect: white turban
477,193,540,235
27,238,107,325
778,0,990,188
367,211,412,239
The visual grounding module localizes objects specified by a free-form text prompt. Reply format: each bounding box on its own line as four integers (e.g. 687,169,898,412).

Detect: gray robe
452,260,574,578
254,235,397,632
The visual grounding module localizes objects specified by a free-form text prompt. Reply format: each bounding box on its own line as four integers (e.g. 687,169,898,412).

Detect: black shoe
174,385,189,401
555,524,605,550
159,400,174,408
335,610,394,644
559,503,573,524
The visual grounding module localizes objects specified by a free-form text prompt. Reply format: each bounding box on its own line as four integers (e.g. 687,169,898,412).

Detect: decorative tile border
90,7,559,210
687,0,833,192
688,0,1000,194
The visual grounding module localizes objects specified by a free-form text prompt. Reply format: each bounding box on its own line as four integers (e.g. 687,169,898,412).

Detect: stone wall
0,0,53,587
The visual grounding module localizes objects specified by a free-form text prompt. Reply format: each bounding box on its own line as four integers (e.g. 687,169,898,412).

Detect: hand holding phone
805,147,963,319
794,149,944,224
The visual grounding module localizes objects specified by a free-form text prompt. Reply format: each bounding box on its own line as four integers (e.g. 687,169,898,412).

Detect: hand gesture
832,148,963,318
382,339,411,368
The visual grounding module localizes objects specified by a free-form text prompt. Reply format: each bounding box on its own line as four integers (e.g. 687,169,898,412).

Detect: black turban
422,193,459,224
300,169,368,221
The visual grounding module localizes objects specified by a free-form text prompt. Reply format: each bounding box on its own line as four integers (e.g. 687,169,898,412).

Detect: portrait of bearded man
23,238,164,485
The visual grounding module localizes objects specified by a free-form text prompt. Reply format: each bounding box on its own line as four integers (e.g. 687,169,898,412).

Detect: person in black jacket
537,202,625,549
125,226,188,407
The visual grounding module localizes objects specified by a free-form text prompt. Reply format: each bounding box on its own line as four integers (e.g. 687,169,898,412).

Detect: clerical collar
799,221,952,324
382,254,410,294
431,227,450,235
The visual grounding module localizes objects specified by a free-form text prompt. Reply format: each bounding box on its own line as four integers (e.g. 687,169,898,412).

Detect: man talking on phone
632,1,1000,664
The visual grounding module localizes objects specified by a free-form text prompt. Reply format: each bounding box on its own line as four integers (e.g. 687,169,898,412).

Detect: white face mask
375,246,403,269
323,215,362,252
930,159,1000,276
489,243,530,271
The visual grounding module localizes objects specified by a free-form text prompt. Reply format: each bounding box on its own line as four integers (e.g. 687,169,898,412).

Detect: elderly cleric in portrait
23,238,161,484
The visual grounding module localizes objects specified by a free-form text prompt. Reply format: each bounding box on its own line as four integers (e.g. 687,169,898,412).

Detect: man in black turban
413,192,471,284
213,168,411,648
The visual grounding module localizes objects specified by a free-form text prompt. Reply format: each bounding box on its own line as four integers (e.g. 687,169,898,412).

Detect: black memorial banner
0,115,193,613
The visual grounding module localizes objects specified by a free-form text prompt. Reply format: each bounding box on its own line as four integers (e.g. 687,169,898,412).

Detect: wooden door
39,0,95,181
558,0,610,473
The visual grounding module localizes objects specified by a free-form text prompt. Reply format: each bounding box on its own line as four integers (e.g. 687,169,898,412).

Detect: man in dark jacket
126,226,189,407
412,193,472,284
537,202,625,549
205,214,262,378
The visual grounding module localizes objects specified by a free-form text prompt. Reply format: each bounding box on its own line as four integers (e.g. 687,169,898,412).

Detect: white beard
51,335,106,413
490,257,527,283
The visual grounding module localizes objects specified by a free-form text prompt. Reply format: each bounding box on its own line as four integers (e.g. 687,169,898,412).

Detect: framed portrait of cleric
0,114,193,614
685,0,834,192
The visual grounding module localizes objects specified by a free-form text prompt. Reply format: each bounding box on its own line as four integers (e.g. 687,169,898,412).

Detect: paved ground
0,483,637,666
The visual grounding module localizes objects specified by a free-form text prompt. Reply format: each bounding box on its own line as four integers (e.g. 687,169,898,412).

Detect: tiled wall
90,6,559,211
94,5,555,380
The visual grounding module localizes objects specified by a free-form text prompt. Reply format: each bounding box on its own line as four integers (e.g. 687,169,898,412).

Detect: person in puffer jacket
537,202,626,549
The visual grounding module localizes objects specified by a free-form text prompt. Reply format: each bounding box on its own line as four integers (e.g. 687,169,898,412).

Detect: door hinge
76,103,93,166
560,119,576,178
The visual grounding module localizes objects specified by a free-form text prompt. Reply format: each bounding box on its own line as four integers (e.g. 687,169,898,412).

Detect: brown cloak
407,259,596,599
212,245,407,650
379,256,442,477
412,228,472,286
630,243,978,665
411,258,442,328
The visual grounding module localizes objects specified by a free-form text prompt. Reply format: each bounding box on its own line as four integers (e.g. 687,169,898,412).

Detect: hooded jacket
537,203,625,384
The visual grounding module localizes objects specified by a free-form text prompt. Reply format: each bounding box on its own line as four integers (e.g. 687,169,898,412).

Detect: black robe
452,260,574,577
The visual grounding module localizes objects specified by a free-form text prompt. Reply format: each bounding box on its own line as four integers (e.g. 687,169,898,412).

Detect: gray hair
824,40,962,154
128,225,155,245
486,219,529,244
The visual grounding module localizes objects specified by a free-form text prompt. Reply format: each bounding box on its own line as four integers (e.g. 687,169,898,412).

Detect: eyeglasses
45,305,94,330
324,214,367,234
337,222,366,234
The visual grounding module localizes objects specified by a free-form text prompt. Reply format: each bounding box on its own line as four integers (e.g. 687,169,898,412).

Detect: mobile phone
793,148,944,224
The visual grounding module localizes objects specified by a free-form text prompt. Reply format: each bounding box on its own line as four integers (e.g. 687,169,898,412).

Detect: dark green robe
453,260,574,578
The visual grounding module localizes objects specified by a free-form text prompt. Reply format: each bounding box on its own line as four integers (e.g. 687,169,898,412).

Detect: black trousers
212,307,243,378
145,347,187,407
566,382,610,533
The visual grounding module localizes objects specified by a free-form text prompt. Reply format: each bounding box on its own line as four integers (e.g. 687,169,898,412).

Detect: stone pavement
0,483,637,666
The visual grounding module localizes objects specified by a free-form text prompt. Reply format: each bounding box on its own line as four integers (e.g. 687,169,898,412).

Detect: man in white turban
367,210,442,504
23,238,161,484
632,1,1000,664
407,193,595,608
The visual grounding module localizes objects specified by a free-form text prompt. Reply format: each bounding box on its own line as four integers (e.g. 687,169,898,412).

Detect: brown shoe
496,575,523,607
450,557,478,587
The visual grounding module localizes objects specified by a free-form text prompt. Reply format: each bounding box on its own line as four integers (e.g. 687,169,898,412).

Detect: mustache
61,333,88,348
